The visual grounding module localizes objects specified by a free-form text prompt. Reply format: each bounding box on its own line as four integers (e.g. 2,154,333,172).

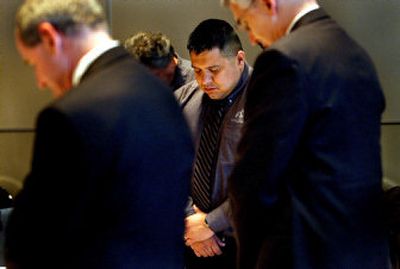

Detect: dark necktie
192,102,225,212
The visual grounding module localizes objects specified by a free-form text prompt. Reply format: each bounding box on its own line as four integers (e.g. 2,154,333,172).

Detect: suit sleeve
205,199,231,233
228,50,308,268
185,196,195,216
5,107,87,265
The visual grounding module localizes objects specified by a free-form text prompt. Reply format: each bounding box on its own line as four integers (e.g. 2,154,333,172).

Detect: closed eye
208,66,221,73
193,68,202,75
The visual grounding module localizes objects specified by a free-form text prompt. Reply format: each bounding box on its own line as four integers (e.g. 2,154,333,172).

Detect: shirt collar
72,40,119,87
286,3,320,35
225,63,250,105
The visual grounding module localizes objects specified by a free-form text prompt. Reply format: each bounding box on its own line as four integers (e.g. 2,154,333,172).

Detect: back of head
16,0,107,47
187,18,243,56
124,32,176,69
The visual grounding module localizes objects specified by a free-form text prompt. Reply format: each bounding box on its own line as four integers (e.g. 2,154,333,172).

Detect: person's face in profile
15,24,72,98
190,47,245,100
149,56,178,87
229,0,277,48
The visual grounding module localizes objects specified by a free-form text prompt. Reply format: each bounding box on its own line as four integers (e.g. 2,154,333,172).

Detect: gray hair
16,0,107,47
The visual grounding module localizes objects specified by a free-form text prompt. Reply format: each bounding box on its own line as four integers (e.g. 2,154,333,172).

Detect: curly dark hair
124,32,176,69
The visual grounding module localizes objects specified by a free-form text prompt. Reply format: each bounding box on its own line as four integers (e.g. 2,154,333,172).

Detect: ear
236,50,246,67
172,55,179,65
260,0,277,14
37,22,62,55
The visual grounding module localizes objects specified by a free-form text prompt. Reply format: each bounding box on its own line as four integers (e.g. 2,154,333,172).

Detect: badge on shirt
231,109,244,124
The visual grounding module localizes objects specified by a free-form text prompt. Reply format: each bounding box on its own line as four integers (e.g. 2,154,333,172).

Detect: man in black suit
6,0,194,268
223,0,389,268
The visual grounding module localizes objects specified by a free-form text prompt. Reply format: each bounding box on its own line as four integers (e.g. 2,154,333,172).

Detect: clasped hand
184,205,225,257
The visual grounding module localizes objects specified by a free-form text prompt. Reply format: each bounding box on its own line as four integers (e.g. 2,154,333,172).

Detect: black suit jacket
229,9,389,269
5,46,194,269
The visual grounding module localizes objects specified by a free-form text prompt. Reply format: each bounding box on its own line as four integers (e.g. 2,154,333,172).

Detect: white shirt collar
72,40,119,87
286,3,320,35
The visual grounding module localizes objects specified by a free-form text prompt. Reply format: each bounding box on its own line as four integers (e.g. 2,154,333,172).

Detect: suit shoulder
174,80,202,104
253,49,299,78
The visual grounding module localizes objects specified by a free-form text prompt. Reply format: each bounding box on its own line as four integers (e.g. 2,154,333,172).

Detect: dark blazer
229,9,389,269
175,64,251,235
5,46,194,269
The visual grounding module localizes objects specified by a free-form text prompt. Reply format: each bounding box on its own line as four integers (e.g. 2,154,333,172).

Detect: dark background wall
0,0,399,194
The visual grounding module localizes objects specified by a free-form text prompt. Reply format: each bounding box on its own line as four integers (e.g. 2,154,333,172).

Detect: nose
37,80,47,89
200,71,213,86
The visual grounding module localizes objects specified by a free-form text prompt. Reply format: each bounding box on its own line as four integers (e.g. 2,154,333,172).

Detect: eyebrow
192,64,221,69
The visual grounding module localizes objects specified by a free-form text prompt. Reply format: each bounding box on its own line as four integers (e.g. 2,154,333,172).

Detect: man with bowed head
124,31,195,91
175,19,252,269
6,0,194,268
222,0,389,268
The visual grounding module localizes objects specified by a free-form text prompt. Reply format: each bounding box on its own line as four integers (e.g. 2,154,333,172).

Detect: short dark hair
187,19,243,57
124,32,176,69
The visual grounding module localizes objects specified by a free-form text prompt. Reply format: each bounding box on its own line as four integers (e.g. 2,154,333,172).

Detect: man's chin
206,93,224,101
50,86,71,98
257,41,266,49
